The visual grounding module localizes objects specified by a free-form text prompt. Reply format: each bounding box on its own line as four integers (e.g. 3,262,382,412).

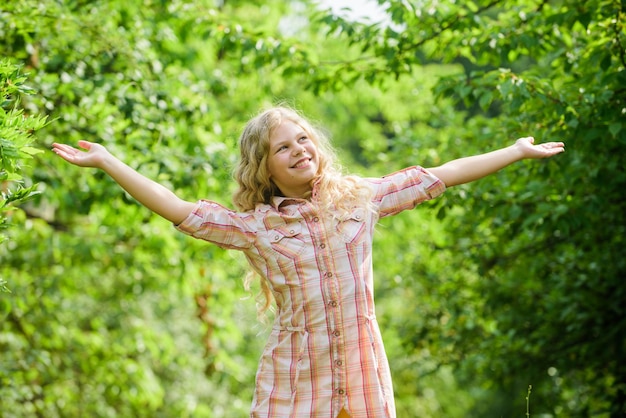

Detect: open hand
52,140,110,168
515,136,565,159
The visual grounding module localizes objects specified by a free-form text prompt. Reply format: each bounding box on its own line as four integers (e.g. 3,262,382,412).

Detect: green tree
3,0,624,416
0,1,283,416
0,60,47,292
309,0,626,415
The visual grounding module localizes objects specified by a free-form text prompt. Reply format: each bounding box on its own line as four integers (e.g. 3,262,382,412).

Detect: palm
515,137,565,159
52,141,107,168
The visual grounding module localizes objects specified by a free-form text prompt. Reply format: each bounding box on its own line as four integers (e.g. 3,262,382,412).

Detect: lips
291,157,311,168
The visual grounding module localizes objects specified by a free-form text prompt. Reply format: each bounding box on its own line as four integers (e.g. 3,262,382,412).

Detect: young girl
52,106,564,418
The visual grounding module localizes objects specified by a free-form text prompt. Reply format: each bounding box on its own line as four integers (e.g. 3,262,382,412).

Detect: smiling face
267,120,319,198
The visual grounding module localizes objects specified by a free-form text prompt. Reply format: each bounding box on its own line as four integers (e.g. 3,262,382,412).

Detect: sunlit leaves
1,0,626,416
310,0,626,415
0,60,47,291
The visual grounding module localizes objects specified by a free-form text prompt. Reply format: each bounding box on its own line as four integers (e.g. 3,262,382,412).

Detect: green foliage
0,59,47,291
306,0,625,415
1,0,625,416
341,0,625,416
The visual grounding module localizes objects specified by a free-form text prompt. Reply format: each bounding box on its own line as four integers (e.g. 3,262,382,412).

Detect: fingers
538,142,565,157
51,141,106,168
52,150,71,163
515,137,565,159
51,142,88,164
77,140,92,150
538,140,564,148
541,142,565,151
52,144,80,161
518,137,565,150
52,143,78,154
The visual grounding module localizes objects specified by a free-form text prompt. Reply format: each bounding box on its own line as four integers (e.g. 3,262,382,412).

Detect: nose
292,143,306,156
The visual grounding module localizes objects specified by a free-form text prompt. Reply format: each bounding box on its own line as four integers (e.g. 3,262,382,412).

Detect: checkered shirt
176,166,446,417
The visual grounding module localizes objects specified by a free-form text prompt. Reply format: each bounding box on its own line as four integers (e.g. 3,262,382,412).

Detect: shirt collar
254,179,321,213
270,195,306,210
270,178,321,211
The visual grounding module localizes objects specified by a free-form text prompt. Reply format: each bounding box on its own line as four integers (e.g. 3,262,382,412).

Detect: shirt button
289,229,295,234
329,301,337,307
313,217,319,222
326,272,333,278
320,243,326,249
333,330,340,337
338,389,345,395
335,360,343,366
274,235,280,241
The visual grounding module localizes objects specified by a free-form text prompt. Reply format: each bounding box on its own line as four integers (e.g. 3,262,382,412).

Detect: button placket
309,210,346,405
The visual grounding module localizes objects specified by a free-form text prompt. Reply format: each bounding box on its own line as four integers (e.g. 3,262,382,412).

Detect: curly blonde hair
233,106,373,315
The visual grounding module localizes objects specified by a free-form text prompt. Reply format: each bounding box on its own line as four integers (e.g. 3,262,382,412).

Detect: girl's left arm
426,137,564,187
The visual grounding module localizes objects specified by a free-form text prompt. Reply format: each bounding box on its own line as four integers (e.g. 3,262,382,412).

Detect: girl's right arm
52,140,196,225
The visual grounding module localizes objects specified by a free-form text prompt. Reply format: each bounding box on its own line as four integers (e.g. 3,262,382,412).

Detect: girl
52,106,564,418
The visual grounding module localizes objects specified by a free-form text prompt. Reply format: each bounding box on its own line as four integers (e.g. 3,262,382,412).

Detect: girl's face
267,120,319,198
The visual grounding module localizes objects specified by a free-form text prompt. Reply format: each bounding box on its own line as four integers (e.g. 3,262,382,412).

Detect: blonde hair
233,106,373,316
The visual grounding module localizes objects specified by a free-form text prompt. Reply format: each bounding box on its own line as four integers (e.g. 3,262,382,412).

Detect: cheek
267,156,285,176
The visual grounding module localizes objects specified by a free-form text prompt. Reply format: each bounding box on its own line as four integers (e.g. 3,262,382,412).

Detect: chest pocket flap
269,222,305,258
336,207,367,244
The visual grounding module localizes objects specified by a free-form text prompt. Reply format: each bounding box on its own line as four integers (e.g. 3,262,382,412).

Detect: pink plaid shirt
176,166,445,418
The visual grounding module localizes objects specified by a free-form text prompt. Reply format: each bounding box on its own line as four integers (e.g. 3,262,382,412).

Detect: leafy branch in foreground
0,59,48,292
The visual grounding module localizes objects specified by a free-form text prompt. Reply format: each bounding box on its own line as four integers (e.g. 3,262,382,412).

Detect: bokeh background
1,0,625,416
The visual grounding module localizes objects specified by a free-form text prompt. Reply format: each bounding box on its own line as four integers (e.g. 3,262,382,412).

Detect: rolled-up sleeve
369,166,446,218
175,200,256,251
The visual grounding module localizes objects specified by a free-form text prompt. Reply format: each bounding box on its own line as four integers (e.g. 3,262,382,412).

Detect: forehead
270,120,306,144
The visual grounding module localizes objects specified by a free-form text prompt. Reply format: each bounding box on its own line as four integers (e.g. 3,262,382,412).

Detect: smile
292,158,311,168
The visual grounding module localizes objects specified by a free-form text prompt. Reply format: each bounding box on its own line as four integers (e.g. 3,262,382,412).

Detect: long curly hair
233,106,372,213
232,106,373,315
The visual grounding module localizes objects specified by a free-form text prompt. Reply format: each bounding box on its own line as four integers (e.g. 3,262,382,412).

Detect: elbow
168,200,196,225
428,166,459,188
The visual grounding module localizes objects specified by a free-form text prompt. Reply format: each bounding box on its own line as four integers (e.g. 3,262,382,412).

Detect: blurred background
1,0,624,416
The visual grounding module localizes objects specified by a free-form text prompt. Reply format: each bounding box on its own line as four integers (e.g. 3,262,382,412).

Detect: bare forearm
52,140,196,223
100,155,195,224
428,145,524,187
427,137,565,187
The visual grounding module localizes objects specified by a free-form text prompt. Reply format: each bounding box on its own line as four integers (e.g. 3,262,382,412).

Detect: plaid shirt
176,166,446,418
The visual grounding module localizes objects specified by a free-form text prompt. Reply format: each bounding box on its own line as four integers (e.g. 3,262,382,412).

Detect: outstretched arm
427,137,565,187
52,140,196,224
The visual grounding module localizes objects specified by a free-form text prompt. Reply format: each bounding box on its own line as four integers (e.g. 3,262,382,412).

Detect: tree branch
403,0,505,51
23,208,68,231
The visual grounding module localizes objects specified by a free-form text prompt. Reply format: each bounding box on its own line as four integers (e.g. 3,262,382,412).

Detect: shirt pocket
335,207,367,244
268,222,306,259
